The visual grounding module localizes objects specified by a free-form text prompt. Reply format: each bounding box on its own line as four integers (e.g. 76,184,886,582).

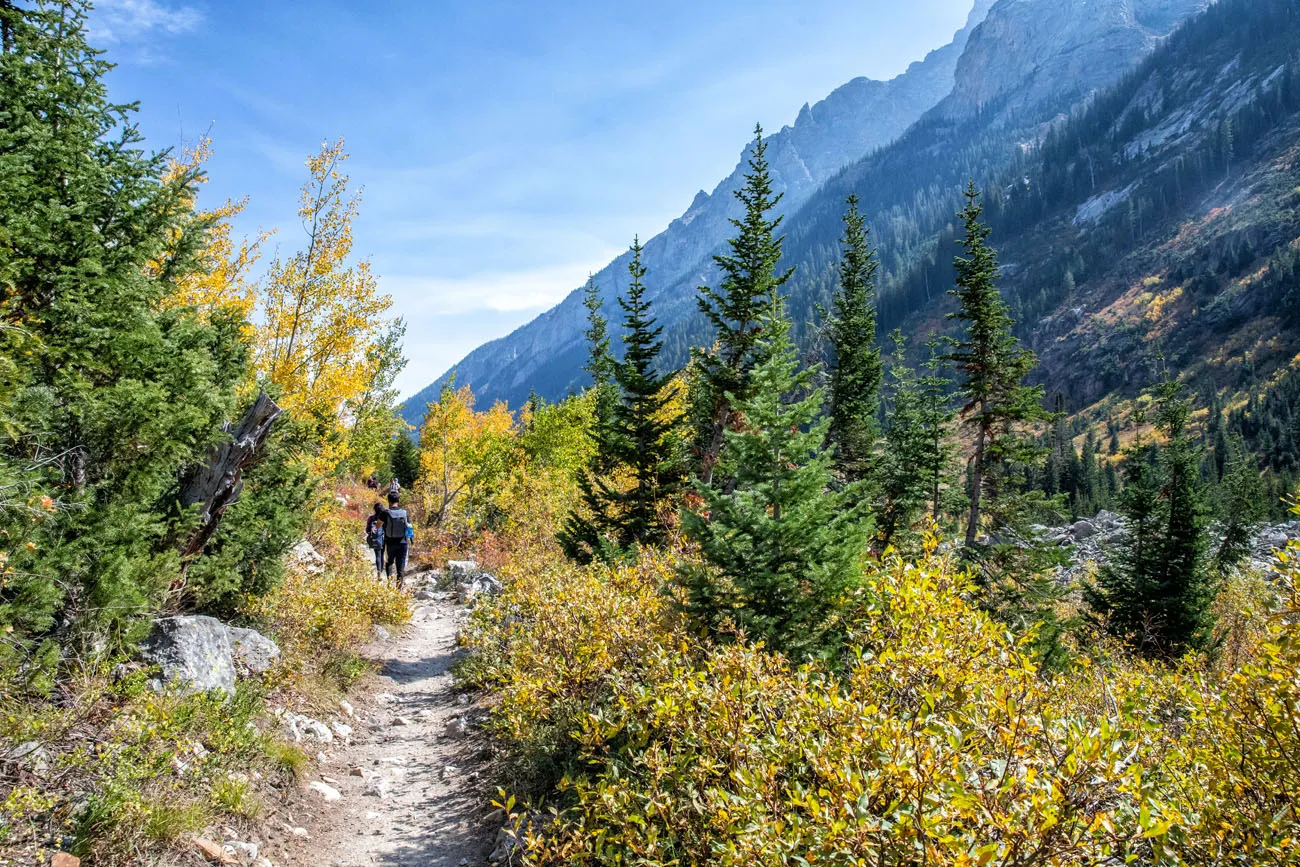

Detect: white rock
372,624,391,641
308,781,341,802
330,721,353,743
364,776,392,798
339,699,355,718
222,840,259,865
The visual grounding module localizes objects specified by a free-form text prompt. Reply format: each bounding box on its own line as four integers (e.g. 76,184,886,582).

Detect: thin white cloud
380,258,613,317
91,0,201,44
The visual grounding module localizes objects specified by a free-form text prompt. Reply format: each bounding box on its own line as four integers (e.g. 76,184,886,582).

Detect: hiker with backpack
365,502,386,576
383,492,413,588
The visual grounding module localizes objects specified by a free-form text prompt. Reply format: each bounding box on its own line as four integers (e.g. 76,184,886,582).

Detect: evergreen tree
682,299,869,661
695,125,791,484
561,240,682,561
0,0,255,652
825,195,883,484
919,335,959,524
1212,435,1265,573
946,184,1047,547
389,430,420,488
607,238,683,546
581,275,618,470
1088,378,1215,657
876,332,931,550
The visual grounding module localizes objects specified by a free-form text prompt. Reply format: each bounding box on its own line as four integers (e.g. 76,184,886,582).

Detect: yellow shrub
469,532,1300,866
246,498,409,681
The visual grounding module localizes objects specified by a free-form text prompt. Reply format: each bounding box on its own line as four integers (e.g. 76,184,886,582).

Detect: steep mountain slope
401,0,997,422
406,0,1210,416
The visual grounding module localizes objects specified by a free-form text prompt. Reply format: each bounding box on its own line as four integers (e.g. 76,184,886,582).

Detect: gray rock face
141,615,237,696
401,0,996,420
942,0,1209,121
228,626,280,673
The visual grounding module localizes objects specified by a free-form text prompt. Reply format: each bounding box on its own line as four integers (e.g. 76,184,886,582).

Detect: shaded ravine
284,578,497,867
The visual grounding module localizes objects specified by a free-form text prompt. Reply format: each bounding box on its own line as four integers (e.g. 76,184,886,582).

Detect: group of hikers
364,478,413,588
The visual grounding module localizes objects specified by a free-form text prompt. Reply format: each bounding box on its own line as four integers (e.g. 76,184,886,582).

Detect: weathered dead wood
179,392,283,560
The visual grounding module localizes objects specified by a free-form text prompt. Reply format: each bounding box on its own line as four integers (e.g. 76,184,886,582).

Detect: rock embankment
1041,511,1300,582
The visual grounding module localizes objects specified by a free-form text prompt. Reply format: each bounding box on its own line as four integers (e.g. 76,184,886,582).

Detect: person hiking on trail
389,476,401,496
383,492,413,588
365,502,386,576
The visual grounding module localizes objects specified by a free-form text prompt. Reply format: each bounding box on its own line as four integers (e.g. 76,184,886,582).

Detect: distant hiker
365,502,386,575
384,492,412,588
389,477,401,496
366,474,378,490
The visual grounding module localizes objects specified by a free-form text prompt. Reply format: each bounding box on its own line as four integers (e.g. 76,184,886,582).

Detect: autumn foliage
463,520,1300,865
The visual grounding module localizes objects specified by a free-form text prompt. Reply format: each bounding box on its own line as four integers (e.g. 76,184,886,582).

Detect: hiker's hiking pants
385,540,408,584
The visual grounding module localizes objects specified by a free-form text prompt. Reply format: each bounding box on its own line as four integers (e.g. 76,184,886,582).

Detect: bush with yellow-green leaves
0,665,306,866
465,525,1300,865
0,496,409,863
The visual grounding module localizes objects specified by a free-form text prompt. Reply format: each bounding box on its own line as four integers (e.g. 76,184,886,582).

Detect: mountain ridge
400,0,996,422
404,0,1212,420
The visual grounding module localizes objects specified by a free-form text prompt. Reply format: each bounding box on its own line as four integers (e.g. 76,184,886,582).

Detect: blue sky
94,0,976,396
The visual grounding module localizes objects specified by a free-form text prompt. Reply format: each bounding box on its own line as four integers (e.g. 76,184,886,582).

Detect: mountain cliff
405,0,1214,419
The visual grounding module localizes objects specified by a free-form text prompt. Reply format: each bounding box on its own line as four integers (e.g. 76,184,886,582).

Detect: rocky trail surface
275,571,502,867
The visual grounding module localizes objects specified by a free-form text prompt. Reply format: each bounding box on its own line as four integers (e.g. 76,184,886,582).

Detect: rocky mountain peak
943,0,1210,120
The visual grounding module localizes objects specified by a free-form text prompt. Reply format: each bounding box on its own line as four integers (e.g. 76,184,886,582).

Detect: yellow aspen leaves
256,139,394,471
155,138,268,328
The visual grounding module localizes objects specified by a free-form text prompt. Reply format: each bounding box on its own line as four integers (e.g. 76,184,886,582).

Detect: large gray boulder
142,615,237,695
228,626,280,673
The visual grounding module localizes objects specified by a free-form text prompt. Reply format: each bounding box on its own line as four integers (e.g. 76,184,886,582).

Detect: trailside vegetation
0,3,409,860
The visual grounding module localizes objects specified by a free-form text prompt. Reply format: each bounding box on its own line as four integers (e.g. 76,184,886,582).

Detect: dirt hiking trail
281,577,499,867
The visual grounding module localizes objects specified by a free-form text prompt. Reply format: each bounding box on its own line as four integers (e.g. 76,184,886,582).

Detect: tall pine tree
826,195,882,485
695,125,791,484
919,335,959,525
580,275,618,471
1088,377,1215,657
682,298,868,661
560,240,682,561
876,332,931,551
946,184,1047,548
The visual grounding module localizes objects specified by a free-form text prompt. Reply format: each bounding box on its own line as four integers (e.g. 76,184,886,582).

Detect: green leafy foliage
1089,377,1216,656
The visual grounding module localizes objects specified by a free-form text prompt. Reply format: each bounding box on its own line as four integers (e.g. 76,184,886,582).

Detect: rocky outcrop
1045,513,1300,583
141,616,280,695
941,0,1209,122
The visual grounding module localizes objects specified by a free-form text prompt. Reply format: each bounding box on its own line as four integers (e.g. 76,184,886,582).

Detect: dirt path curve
285,577,498,867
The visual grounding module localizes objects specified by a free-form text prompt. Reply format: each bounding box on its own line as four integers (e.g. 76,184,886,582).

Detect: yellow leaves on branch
417,384,517,529
258,138,393,447
155,137,267,327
